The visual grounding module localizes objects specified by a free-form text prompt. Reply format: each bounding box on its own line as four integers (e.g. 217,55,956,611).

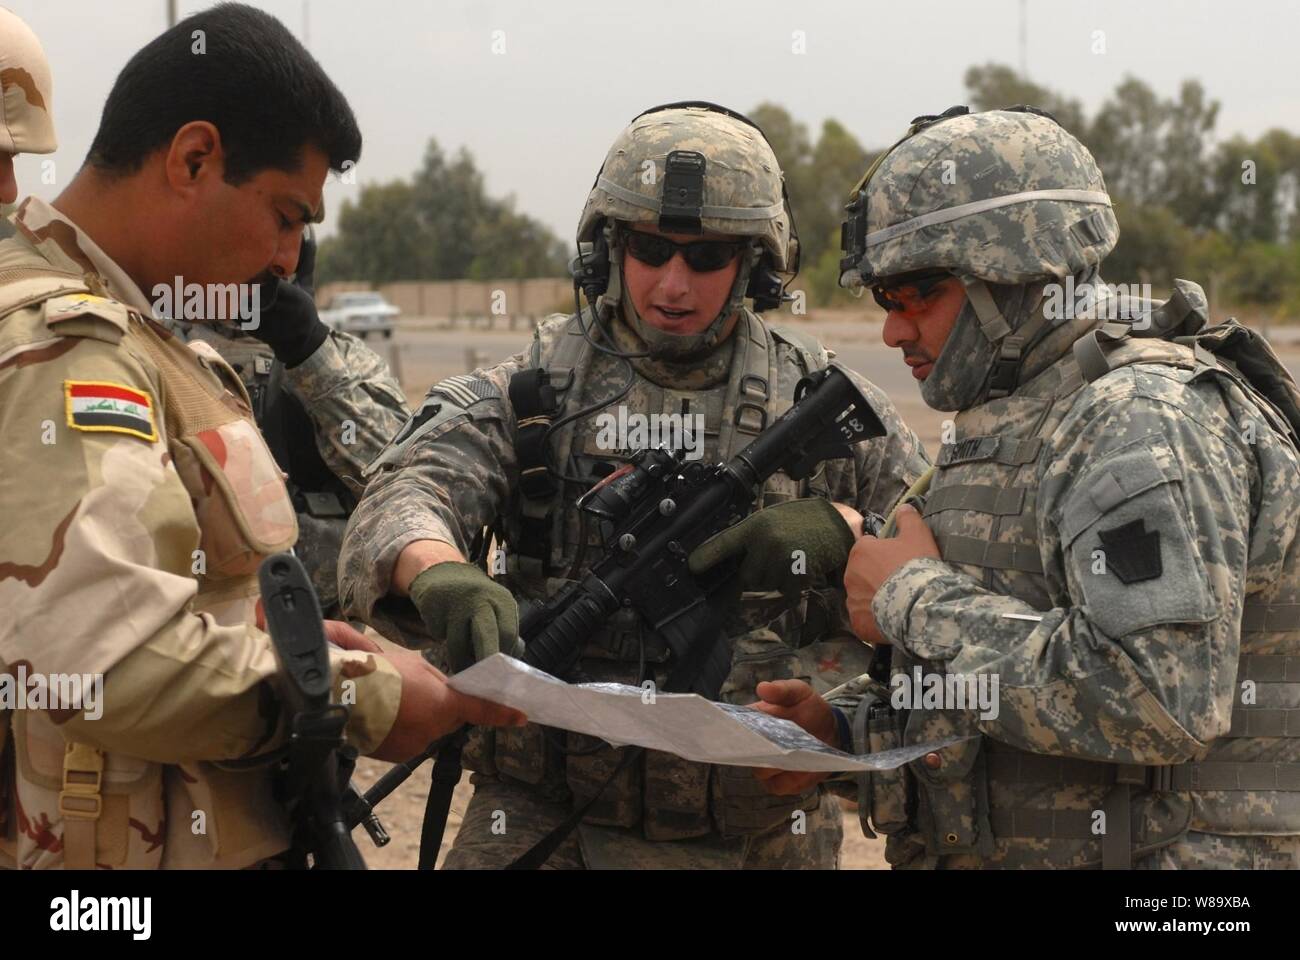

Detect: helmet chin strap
608,227,760,360
958,275,1050,400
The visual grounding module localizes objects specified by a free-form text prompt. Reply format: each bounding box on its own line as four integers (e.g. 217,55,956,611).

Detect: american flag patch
65,380,158,442
432,374,499,408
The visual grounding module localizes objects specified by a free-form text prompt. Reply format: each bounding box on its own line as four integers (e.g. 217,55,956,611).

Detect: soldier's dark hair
85,2,361,183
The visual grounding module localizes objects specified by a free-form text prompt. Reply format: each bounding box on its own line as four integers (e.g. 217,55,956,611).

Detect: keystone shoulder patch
1097,518,1162,584
65,380,158,442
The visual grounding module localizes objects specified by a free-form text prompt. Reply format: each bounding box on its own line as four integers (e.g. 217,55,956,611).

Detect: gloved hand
687,498,856,598
249,234,328,366
408,561,522,673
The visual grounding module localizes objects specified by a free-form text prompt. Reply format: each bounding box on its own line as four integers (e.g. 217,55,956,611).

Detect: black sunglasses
870,270,954,312
624,230,743,272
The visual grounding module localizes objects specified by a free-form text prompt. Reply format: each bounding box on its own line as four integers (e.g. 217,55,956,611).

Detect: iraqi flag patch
65,380,158,442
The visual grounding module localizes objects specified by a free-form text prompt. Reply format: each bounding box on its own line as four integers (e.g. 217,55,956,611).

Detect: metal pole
1019,0,1028,77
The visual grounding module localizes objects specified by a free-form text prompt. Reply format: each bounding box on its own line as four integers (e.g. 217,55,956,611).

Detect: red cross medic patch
64,380,158,442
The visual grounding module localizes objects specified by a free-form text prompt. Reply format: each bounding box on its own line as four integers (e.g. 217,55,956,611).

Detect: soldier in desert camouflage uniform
340,102,930,869
755,106,1300,869
0,6,57,203
0,4,520,871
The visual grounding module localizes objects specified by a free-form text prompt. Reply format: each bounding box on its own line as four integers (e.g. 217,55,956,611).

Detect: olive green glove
687,498,856,598
408,561,522,673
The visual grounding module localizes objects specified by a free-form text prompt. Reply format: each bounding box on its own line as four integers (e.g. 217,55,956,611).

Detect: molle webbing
717,313,776,456
1225,652,1300,738
923,484,1035,517
935,534,1043,574
1242,604,1300,633
989,754,1300,798
936,436,1043,467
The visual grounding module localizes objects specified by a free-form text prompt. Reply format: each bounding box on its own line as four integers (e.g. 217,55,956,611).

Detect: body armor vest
466,311,866,843
183,325,354,615
897,321,1300,869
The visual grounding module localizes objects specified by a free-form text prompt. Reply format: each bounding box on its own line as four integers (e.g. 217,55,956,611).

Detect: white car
318,291,400,339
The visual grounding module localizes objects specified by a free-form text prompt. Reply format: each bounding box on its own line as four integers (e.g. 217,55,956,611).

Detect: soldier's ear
164,121,223,192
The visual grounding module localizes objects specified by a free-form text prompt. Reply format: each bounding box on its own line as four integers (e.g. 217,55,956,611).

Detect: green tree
315,180,428,284
317,137,568,285
963,63,1086,134
1103,201,1192,285
747,104,871,307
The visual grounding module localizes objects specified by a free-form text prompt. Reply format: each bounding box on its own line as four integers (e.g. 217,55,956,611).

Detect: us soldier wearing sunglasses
339,102,930,869
752,106,1300,869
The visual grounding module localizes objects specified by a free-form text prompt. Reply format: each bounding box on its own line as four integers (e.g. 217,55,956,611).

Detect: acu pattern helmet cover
577,103,795,272
577,103,798,352
841,107,1117,288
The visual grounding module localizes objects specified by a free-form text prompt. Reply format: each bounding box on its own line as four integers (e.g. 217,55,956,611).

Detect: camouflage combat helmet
576,102,797,353
840,107,1119,410
839,106,1116,290
0,7,57,155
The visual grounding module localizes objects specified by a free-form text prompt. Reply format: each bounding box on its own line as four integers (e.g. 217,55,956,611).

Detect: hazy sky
11,0,1300,244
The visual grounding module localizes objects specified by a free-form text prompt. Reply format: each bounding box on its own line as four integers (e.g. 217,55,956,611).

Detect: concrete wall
317,278,572,322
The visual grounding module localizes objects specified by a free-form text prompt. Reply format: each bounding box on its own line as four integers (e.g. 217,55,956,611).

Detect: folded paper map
448,654,968,772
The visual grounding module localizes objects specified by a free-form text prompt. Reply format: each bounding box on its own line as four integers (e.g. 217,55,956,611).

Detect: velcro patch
432,374,499,407
1097,518,1163,584
44,293,133,343
48,293,114,315
65,380,158,442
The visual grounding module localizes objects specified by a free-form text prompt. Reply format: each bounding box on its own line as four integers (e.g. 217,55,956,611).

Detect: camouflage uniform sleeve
841,371,931,516
0,317,400,763
871,378,1265,765
338,352,526,626
281,329,411,496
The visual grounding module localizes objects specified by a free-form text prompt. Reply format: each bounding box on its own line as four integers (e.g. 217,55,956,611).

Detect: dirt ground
345,311,1300,870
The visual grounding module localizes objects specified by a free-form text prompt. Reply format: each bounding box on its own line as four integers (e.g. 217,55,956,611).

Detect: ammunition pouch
848,687,912,838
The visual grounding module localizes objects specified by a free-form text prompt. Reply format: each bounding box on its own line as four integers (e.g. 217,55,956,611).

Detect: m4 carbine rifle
517,360,886,698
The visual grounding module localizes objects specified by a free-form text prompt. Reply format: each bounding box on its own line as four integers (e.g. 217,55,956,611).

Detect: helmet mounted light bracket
657,150,706,235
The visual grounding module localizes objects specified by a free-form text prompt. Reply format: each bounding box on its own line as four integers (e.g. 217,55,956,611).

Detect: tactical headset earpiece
572,100,800,313
570,227,610,304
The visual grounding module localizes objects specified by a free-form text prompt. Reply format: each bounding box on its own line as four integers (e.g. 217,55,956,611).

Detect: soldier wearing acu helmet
0,5,58,202
759,105,1300,869
339,101,930,869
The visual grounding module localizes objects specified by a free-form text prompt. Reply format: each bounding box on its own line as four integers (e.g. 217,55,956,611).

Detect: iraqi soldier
0,5,58,203
339,102,931,869
0,3,521,871
754,105,1300,869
